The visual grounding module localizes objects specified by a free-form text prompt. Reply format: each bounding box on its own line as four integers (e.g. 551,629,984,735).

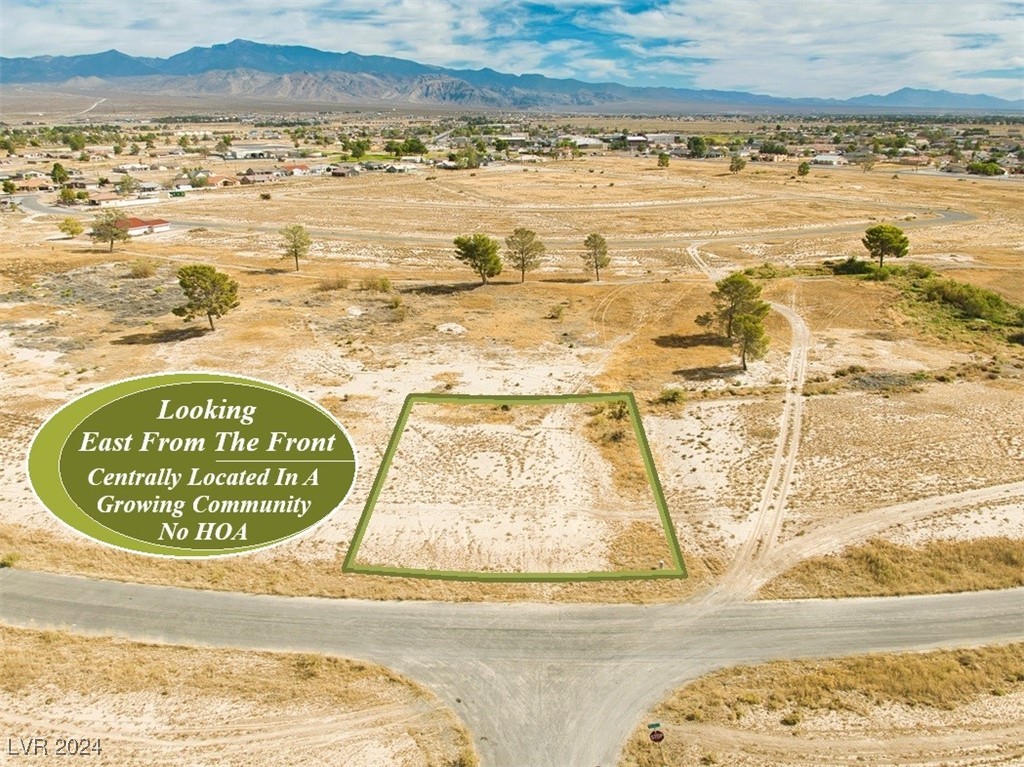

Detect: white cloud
1,0,1021,100
590,0,1024,99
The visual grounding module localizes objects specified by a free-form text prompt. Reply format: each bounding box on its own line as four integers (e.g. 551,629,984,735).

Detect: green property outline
342,392,686,582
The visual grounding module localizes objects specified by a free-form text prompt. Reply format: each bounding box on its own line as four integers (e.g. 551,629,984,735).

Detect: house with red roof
115,217,171,236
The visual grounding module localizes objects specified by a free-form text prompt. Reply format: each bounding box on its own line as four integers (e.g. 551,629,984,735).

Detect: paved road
8,183,1016,765
3,570,1022,766
17,192,976,250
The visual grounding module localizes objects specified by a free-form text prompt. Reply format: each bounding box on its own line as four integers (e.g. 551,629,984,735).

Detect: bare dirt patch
352,400,673,574
1,154,1022,603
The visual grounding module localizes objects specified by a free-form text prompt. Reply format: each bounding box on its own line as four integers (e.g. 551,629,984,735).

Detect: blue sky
2,0,1022,100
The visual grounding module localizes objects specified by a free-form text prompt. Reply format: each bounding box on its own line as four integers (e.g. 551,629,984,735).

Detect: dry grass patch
0,523,710,603
583,400,650,494
760,537,1024,599
659,644,1024,720
1,625,478,767
606,520,676,571
620,643,1024,767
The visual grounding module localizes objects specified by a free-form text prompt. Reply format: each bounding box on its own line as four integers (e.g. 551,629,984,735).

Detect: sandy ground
0,154,1021,599
1,626,475,767
633,695,1024,767
355,402,670,573
2,120,1023,767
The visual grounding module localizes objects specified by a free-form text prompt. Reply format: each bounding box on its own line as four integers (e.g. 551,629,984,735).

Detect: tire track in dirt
685,240,812,606
2,700,443,751
746,479,1024,598
695,297,810,606
668,720,1024,766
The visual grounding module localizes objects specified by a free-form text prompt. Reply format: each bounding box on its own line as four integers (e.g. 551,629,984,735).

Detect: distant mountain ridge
2,39,1021,112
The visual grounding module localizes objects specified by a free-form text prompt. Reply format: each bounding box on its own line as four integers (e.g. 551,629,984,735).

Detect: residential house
15,177,54,192
115,217,171,237
239,173,275,185
87,192,122,205
811,153,848,166
204,175,239,187
63,178,100,191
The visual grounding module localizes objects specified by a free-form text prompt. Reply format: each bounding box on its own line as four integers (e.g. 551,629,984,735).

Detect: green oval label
29,373,356,557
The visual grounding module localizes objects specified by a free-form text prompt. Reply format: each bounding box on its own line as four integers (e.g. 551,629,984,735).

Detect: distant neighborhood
1,114,1020,209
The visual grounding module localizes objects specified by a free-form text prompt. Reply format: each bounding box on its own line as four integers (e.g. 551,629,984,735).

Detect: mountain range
2,39,1021,112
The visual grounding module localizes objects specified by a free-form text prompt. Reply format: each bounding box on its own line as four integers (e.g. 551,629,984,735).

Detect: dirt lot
353,401,674,574
1,625,476,767
1,153,1022,604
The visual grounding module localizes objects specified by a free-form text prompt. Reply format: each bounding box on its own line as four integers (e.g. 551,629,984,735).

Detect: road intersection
3,570,1022,765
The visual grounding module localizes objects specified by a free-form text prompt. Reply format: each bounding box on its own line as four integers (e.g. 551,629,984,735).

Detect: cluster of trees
383,137,428,157
53,210,239,331
966,160,1005,176
696,273,770,371
451,230,609,284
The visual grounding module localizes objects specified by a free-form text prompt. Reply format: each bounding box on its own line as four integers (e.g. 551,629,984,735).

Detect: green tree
401,136,428,155
687,136,707,158
729,154,747,173
696,272,769,340
862,224,909,268
129,142,140,155
89,211,130,252
455,145,481,169
797,161,810,177
50,162,69,184
172,264,239,331
759,140,788,155
58,217,83,239
734,313,769,371
115,174,138,195
454,233,502,284
657,152,670,168
57,187,77,205
859,158,875,173
2,180,15,195
67,133,86,151
504,227,545,283
966,161,1004,176
281,224,312,271
582,232,610,281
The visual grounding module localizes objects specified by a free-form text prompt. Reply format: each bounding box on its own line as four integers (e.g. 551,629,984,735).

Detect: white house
812,153,848,166
116,217,171,237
